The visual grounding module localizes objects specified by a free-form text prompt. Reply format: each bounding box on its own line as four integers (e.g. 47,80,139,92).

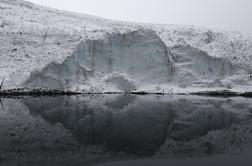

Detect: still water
0,95,252,166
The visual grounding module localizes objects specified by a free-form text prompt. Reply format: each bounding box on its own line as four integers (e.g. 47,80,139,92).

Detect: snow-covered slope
1,0,252,93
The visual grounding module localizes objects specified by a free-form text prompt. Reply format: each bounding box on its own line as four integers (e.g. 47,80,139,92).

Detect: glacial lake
0,94,252,166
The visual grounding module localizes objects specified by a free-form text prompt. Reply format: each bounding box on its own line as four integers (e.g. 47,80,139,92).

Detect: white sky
26,0,252,34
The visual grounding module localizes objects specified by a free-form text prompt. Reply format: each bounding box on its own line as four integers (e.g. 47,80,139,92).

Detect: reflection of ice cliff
23,95,252,157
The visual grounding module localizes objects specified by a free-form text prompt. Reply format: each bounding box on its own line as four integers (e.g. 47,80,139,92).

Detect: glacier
1,0,252,94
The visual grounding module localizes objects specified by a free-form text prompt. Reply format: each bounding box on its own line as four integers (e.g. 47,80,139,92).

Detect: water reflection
1,95,252,165
24,95,252,155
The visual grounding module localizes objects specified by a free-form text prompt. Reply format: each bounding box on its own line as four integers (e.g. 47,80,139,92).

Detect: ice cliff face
1,0,252,92
25,30,174,92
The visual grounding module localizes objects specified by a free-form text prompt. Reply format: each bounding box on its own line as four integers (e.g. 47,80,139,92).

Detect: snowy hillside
1,0,252,93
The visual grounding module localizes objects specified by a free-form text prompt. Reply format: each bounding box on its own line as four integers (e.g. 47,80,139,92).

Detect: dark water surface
0,95,252,166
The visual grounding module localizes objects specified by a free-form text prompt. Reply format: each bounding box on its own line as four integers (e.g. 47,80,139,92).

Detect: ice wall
24,29,243,92
169,45,237,88
25,30,174,92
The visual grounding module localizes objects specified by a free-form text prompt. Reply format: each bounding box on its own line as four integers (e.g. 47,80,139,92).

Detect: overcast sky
27,0,252,34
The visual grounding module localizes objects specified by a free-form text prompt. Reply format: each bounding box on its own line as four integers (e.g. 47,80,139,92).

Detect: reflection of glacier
22,95,252,157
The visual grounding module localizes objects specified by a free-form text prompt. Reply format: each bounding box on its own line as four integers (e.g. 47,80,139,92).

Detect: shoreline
1,88,252,97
